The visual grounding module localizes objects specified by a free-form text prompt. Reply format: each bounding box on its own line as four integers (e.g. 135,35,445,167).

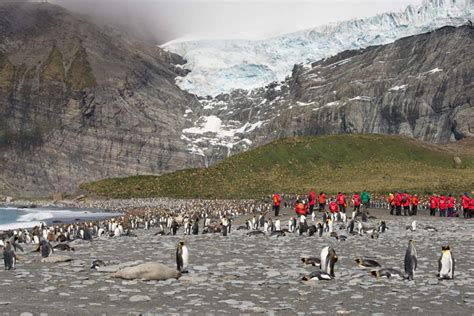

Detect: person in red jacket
447,194,456,217
411,194,419,216
402,192,410,216
337,192,346,213
308,189,316,215
352,192,361,214
395,192,403,216
328,200,339,214
438,195,447,217
429,194,438,216
388,193,395,215
272,192,281,217
295,199,306,216
318,192,326,212
461,193,471,219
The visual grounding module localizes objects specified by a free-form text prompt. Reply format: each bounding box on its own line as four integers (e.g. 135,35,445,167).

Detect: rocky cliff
1,3,472,197
180,26,474,161
0,2,201,196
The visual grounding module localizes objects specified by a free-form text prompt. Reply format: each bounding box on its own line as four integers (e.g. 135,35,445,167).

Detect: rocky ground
0,206,472,315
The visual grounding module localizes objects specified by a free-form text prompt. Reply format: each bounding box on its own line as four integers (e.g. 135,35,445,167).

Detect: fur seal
247,231,266,236
354,258,381,268
53,243,75,251
301,257,321,267
370,268,404,279
270,231,286,237
91,259,106,269
308,225,317,236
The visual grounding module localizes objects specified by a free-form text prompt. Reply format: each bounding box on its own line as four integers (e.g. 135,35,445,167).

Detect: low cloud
49,0,422,44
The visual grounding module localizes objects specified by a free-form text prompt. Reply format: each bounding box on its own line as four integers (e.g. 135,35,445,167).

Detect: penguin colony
1,204,456,284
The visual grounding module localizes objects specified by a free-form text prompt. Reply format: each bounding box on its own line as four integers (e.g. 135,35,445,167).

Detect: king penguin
404,240,417,280
3,241,16,270
40,239,54,258
176,241,189,273
320,246,338,278
438,246,455,279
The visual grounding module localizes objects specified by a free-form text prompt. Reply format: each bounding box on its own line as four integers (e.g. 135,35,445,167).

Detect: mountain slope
179,25,474,162
163,0,474,96
0,2,202,196
81,134,474,199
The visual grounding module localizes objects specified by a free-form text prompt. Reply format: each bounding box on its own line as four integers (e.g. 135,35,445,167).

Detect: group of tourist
426,192,473,218
387,192,419,216
272,190,473,219
274,190,371,217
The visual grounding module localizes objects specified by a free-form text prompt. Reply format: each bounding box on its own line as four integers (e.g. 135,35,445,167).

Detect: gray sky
51,0,423,44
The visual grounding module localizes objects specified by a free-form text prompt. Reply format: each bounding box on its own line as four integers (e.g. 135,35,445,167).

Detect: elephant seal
111,262,181,281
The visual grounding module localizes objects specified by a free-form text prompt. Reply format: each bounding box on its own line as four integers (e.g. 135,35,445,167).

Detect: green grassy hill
81,134,474,199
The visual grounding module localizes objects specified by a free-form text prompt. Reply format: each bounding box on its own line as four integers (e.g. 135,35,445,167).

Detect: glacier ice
162,0,473,97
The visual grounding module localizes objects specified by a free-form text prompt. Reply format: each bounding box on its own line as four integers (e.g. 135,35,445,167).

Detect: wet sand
0,206,472,315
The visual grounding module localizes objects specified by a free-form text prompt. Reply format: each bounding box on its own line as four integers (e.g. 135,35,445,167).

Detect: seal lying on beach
41,255,73,263
111,262,182,281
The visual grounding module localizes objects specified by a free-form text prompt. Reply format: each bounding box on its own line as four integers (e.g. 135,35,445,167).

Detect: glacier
162,0,473,97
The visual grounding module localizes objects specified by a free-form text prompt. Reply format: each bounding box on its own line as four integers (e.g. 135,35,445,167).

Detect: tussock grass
81,134,474,199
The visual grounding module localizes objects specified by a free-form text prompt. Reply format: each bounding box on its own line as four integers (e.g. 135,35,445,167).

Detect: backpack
402,196,407,203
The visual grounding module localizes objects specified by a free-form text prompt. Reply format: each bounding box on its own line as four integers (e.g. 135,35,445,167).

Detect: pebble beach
0,201,472,315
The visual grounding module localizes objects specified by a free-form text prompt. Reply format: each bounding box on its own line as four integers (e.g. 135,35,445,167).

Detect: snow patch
296,101,315,107
182,115,267,156
389,84,408,91
183,116,224,135
427,68,443,74
348,96,372,102
325,101,340,107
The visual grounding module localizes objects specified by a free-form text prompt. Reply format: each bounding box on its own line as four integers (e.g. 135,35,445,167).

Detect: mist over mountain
49,0,423,44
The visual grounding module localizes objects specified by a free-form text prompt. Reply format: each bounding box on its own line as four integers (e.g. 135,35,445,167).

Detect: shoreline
0,206,123,231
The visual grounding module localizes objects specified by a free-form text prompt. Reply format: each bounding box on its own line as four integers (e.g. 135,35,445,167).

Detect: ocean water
0,207,121,230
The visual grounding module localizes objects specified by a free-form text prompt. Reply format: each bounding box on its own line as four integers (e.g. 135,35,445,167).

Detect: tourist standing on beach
295,199,306,216
361,190,370,210
395,192,403,216
388,193,395,215
439,195,447,217
352,192,361,213
461,193,470,218
447,194,456,217
328,199,338,214
337,192,346,213
272,192,281,217
430,194,438,216
402,192,410,216
318,192,326,212
308,189,316,215
411,194,419,216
